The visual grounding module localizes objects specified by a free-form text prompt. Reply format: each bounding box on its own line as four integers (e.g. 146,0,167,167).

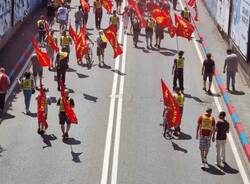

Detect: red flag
128,0,146,28
104,24,123,58
188,0,196,7
150,4,173,28
161,79,181,128
45,27,59,53
32,36,51,67
60,82,78,124
101,0,113,13
168,25,176,38
69,23,77,43
175,14,195,40
75,26,88,61
37,85,48,130
80,0,90,12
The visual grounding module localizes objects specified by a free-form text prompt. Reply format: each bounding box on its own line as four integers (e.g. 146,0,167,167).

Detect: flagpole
176,36,179,51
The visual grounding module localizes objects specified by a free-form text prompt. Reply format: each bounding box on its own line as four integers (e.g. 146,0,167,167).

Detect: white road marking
178,1,250,182
111,29,128,184
100,4,125,184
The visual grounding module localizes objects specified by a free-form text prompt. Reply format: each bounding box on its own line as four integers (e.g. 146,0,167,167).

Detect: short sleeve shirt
57,7,68,21
225,53,238,72
203,59,215,74
216,120,229,140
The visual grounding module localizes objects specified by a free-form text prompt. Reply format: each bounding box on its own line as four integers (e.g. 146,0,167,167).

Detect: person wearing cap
181,7,191,22
96,30,107,67
109,10,120,30
173,87,184,136
0,68,10,113
202,53,215,94
196,108,215,168
60,31,72,54
94,0,103,29
215,111,229,167
57,89,75,139
37,15,47,46
56,47,69,91
145,15,155,49
172,50,185,92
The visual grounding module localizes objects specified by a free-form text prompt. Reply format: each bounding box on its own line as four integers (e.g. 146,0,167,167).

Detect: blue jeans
226,71,236,90
23,90,32,111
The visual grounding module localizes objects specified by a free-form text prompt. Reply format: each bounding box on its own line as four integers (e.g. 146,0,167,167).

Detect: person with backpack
56,47,69,91
96,30,107,67
0,68,10,114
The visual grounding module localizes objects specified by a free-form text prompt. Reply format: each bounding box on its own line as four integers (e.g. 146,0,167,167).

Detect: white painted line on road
100,5,125,184
111,29,128,184
180,0,250,180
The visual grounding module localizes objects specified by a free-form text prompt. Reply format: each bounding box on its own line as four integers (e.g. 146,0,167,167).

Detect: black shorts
146,28,153,38
59,112,71,125
203,73,213,82
156,29,164,39
97,47,104,56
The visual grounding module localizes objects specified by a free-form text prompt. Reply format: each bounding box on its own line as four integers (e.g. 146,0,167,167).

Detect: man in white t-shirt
57,3,69,33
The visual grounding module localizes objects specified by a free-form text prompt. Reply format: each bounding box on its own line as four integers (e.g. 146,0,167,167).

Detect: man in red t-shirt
196,108,215,168
0,68,10,113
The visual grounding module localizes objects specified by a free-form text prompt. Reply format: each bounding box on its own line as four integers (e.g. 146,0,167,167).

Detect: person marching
93,0,103,29
172,50,185,92
37,15,47,46
47,2,57,28
173,87,184,136
57,89,75,139
196,108,215,168
109,10,120,30
181,7,191,22
172,0,177,10
0,68,10,114
31,52,43,90
115,0,123,14
154,22,164,48
132,16,141,47
57,3,69,33
96,30,108,67
45,30,58,70
60,31,72,54
145,15,155,49
202,53,215,94
19,71,35,115
122,6,130,33
56,47,69,91
74,6,84,34
36,87,51,135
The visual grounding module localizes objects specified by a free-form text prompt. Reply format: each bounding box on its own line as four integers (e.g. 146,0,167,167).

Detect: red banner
75,26,88,61
128,0,146,28
175,14,195,40
188,0,196,7
101,0,113,13
69,23,77,43
168,25,176,38
37,85,48,130
161,79,181,128
150,4,173,28
32,36,51,67
60,82,78,124
104,24,123,58
80,0,90,12
45,27,59,53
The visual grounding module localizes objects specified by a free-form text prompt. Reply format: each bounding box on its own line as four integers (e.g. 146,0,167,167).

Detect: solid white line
111,30,128,184
178,1,250,182
100,7,125,184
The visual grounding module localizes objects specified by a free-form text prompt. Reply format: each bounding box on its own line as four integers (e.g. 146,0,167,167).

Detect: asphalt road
0,0,249,184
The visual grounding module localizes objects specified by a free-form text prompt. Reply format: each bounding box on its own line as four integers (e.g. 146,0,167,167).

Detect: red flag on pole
175,14,195,40
45,27,59,53
104,24,123,58
161,79,181,128
80,0,90,12
60,81,78,124
75,26,88,61
168,25,176,38
128,0,146,28
101,0,113,13
188,0,196,7
150,3,173,28
69,23,77,43
32,36,51,67
37,85,48,130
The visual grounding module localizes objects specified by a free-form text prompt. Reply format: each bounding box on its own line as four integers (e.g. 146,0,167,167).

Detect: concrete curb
184,1,250,162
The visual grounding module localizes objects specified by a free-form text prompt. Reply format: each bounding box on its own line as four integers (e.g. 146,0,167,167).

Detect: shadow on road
70,145,83,163
184,93,205,103
228,90,245,96
76,73,89,78
221,162,239,174
83,93,98,102
111,69,126,76
202,164,225,175
171,140,188,153
0,145,6,156
0,111,15,124
41,134,57,148
159,51,176,57
176,132,192,140
63,137,81,145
